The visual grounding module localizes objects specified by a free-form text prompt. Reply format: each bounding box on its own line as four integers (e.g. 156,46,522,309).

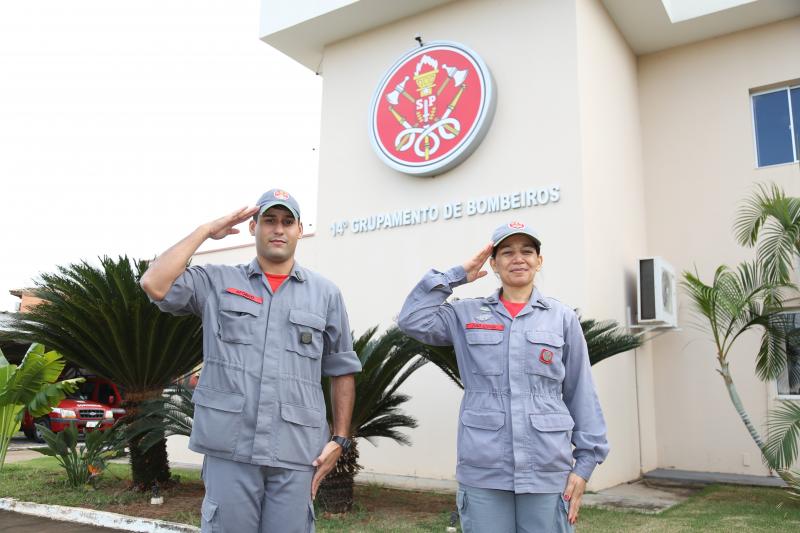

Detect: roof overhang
602,0,800,55
260,0,800,70
259,0,456,72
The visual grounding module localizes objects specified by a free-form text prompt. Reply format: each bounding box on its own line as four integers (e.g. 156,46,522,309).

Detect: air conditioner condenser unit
637,256,678,328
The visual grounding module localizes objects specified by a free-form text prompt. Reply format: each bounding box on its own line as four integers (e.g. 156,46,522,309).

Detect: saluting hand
203,206,259,240
462,243,494,283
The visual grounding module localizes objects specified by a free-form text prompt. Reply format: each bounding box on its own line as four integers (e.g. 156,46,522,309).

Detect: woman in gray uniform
398,222,609,533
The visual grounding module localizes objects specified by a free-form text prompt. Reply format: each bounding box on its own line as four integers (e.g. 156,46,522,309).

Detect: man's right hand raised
204,206,260,240
141,205,259,301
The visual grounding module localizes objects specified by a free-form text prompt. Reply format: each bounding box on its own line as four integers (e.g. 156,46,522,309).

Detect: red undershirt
264,273,289,292
500,296,526,318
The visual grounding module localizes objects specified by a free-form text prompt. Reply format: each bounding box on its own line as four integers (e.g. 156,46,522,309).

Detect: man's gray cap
256,189,300,220
491,221,541,248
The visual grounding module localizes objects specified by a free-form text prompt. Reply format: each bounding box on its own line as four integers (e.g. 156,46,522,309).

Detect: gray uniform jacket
398,266,609,493
151,259,362,471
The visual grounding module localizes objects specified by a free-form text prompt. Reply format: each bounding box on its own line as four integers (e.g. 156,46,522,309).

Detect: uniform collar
246,258,307,282
486,286,550,310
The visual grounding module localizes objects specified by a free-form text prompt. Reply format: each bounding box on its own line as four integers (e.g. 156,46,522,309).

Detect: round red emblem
539,349,554,364
273,190,289,200
369,41,496,176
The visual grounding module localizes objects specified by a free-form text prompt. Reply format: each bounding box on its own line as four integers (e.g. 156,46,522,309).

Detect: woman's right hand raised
203,206,259,240
462,243,494,283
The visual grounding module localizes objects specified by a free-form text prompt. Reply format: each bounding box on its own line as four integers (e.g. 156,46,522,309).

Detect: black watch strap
331,435,352,452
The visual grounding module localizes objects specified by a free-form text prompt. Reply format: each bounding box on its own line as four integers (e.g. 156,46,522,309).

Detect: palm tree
734,182,800,283
6,256,203,489
683,261,797,488
732,183,800,491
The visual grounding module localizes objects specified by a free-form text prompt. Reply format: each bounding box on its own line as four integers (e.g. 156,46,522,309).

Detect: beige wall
575,0,656,488
639,16,800,476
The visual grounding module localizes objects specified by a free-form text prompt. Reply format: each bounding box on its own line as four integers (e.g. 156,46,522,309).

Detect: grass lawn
1,457,799,531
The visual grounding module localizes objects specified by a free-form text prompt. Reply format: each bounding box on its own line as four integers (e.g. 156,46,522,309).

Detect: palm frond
765,401,800,470
5,257,203,393
734,182,800,283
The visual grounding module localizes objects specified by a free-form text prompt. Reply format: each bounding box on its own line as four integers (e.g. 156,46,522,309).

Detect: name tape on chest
225,287,263,304
465,322,504,331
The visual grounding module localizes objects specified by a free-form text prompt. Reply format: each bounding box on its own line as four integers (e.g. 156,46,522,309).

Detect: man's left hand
311,441,343,499
563,472,587,525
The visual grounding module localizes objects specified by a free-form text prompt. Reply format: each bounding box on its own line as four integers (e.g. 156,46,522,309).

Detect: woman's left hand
563,472,587,525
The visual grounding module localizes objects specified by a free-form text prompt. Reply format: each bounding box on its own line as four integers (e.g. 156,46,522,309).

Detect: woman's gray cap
491,221,541,248
256,189,300,220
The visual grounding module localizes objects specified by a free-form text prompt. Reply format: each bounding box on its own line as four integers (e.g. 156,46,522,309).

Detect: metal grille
79,409,104,419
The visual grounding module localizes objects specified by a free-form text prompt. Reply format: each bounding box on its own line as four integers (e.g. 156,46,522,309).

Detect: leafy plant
0,344,83,470
35,421,126,487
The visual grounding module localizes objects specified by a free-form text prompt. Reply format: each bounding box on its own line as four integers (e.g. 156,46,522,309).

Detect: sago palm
318,326,447,513
6,256,203,489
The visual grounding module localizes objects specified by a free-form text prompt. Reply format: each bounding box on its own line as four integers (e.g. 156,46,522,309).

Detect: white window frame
751,85,800,169
775,309,800,401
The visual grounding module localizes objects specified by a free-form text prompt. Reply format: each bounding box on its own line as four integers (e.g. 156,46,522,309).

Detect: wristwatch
330,435,352,452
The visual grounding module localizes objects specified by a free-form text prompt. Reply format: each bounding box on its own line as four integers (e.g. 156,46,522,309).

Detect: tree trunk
317,440,361,514
718,360,796,487
124,389,171,490
719,361,767,449
129,434,171,490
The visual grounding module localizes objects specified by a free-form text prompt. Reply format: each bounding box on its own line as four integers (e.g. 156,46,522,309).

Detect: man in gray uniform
140,189,362,533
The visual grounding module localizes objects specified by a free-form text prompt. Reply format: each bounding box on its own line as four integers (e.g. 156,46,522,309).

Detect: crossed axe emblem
384,64,469,160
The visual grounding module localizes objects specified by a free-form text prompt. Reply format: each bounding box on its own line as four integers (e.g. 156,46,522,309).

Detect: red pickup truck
20,377,126,442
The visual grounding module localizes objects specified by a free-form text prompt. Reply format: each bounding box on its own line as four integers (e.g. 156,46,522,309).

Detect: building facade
184,0,800,491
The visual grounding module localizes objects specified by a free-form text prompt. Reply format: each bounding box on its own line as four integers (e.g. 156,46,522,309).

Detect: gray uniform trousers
457,484,573,533
201,455,315,533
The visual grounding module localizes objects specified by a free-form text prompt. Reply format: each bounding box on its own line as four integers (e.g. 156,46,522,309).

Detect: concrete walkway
582,480,698,513
3,449,41,464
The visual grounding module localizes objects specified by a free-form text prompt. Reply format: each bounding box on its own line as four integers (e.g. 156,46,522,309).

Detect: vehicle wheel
22,426,36,441
33,417,51,443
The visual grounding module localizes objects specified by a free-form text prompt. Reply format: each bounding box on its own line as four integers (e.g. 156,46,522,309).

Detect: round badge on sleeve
368,41,496,177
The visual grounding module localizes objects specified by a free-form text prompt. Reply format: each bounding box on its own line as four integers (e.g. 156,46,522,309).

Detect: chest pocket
525,330,565,381
465,329,504,376
286,309,325,359
217,294,262,344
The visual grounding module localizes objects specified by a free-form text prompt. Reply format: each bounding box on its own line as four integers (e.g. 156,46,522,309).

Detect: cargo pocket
529,413,574,472
217,294,261,344
525,331,565,381
277,402,324,465
201,498,220,533
465,330,503,375
287,309,325,359
191,386,245,453
458,409,506,468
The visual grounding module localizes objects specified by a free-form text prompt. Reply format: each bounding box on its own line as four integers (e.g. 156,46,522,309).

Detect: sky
0,1,322,312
